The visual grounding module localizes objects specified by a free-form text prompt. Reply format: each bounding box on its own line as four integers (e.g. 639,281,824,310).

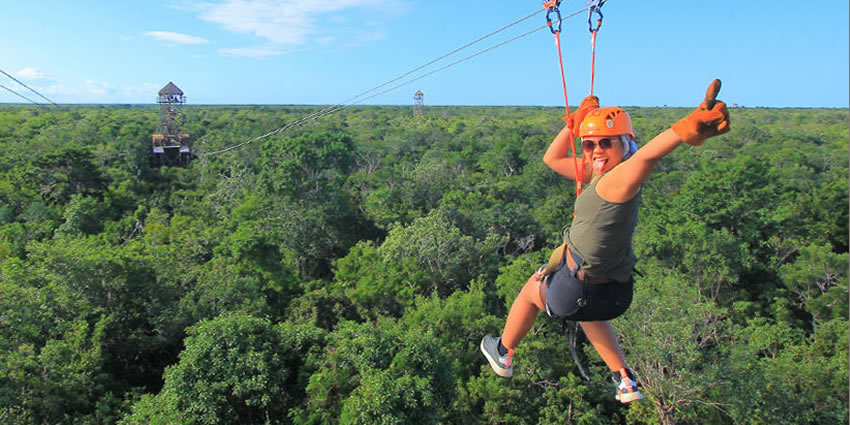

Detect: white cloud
125,82,163,96
315,36,335,46
43,81,165,103
191,0,395,53
85,80,114,96
15,67,48,80
145,31,209,45
219,45,285,57
40,84,70,95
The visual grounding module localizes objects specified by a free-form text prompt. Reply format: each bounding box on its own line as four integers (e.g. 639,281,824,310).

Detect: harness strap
581,0,605,193
587,0,604,96
563,319,591,381
543,242,567,277
589,30,598,97
543,1,583,198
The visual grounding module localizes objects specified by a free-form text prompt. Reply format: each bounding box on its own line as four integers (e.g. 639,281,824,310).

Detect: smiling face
582,136,625,174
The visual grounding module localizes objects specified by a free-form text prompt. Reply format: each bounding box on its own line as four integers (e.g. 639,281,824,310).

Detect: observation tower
413,90,424,117
151,82,192,166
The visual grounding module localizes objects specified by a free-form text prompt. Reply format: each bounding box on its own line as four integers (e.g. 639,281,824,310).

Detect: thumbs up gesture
671,79,731,146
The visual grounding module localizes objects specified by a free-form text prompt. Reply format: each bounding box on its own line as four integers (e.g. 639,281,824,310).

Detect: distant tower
413,90,424,117
151,82,192,166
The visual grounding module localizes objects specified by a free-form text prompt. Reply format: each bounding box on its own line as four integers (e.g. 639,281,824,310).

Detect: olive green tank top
565,176,641,282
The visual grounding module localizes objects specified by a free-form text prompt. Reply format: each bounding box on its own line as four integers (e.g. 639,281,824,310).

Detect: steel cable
0,68,57,105
0,83,42,106
202,4,590,157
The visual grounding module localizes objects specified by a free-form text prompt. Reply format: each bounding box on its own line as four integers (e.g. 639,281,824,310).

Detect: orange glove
671,79,730,146
564,95,599,133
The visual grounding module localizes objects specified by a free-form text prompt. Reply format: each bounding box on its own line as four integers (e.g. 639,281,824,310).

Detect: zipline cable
0,83,41,106
202,4,591,157
285,6,591,126
0,68,57,106
202,6,543,157
318,7,545,114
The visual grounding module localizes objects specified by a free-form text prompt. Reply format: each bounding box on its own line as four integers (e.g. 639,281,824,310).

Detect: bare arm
597,129,684,202
543,95,599,183
598,79,731,203
543,124,593,183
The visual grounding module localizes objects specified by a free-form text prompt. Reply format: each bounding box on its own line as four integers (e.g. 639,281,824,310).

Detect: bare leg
500,274,546,350
579,320,628,376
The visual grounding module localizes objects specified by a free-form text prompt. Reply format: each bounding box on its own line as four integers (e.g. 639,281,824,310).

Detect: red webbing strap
578,30,598,194
589,30,598,97
588,0,604,97
552,31,584,198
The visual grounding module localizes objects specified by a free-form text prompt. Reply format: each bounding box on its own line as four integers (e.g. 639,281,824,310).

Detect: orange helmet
578,107,635,139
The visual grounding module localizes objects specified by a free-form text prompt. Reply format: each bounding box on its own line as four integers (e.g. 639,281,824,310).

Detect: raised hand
671,79,730,146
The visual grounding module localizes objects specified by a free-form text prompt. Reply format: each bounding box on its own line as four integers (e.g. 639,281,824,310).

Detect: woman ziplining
480,77,730,403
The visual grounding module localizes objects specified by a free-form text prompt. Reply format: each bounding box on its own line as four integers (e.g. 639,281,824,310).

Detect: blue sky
1,0,847,107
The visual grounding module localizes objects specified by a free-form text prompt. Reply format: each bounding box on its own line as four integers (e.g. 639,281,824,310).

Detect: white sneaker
480,335,513,378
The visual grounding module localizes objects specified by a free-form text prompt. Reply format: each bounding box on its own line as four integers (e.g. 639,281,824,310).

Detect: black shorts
543,251,634,321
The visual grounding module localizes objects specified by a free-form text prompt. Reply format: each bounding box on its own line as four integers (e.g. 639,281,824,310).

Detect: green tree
257,131,355,198
123,314,325,425
378,209,502,296
2,318,108,425
399,281,502,380
56,194,108,235
286,285,361,331
28,236,187,391
28,145,109,205
779,243,849,332
617,263,730,425
0,258,112,424
294,320,455,425
331,241,429,319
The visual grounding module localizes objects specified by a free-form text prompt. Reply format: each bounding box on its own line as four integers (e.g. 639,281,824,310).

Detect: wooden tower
413,90,424,117
151,82,192,166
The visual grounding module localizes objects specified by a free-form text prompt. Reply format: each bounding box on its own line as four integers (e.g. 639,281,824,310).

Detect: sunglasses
581,138,617,151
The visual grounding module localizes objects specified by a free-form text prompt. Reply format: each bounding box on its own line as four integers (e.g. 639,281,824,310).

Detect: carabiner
587,0,604,33
544,0,562,34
